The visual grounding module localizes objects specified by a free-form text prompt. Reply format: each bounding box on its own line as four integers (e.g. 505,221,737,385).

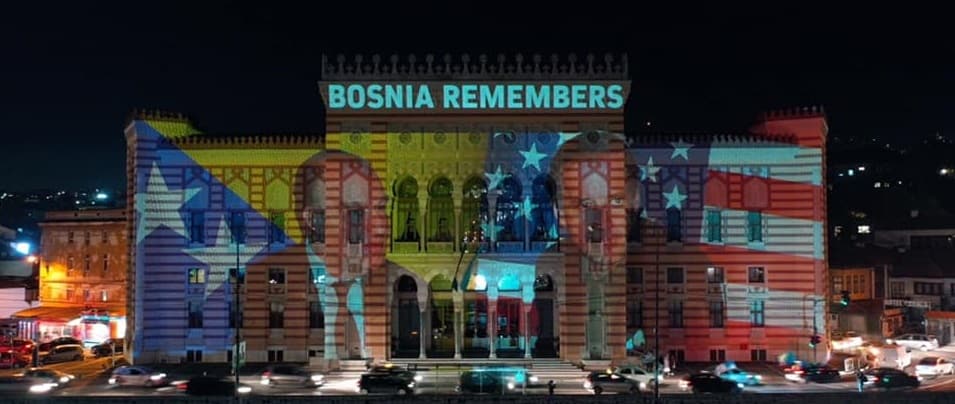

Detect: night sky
1,2,951,192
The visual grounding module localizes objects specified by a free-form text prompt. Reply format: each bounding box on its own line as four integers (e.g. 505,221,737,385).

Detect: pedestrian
548,380,556,395
664,354,671,376
855,369,867,392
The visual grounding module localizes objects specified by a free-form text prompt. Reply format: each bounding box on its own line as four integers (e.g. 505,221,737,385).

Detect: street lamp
653,225,662,402
228,212,244,393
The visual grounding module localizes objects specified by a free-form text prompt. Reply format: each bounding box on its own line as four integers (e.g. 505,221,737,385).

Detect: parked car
37,337,82,353
831,331,864,351
679,373,743,394
479,367,543,390
864,368,921,389
583,371,641,395
457,370,505,394
177,376,252,396
785,364,841,383
0,339,36,356
615,364,664,389
886,334,939,352
259,365,324,388
718,367,762,386
38,345,84,365
16,368,75,387
109,366,168,387
91,338,124,357
915,357,955,377
367,364,422,382
0,350,30,368
358,371,416,395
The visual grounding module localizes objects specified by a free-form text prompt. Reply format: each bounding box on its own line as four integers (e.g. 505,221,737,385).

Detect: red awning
925,311,955,320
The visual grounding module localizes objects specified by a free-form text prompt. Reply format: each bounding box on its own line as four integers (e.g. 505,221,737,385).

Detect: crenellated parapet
757,105,826,121
321,53,629,80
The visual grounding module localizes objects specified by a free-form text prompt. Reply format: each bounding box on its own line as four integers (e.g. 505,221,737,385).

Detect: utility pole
230,213,242,393
653,226,661,403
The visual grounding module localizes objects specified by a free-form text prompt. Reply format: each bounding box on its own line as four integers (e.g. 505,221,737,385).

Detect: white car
831,331,864,351
109,366,169,387
915,357,954,377
886,334,939,351
614,365,664,389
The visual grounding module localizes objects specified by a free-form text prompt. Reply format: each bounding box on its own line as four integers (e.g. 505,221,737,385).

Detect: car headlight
657,374,664,381
529,376,539,383
311,374,324,382
59,376,71,383
237,385,252,394
407,382,415,388
737,383,745,389
640,382,647,389
29,383,55,394
108,377,117,385
755,375,763,380
260,378,270,385
507,382,516,390
583,381,592,389
413,374,423,382
150,374,166,381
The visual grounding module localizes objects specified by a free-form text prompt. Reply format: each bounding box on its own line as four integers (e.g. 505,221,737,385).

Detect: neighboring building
13,208,127,345
0,281,37,320
126,54,828,367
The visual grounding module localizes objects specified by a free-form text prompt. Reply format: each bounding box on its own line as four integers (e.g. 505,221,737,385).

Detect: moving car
718,367,762,386
831,331,864,351
367,364,422,382
479,367,543,390
615,364,664,389
37,337,81,353
886,334,940,352
679,373,743,394
583,371,641,395
358,371,416,395
0,376,34,393
16,368,75,389
458,370,505,394
259,365,324,388
785,364,841,383
91,338,124,357
863,368,921,389
177,376,252,396
109,366,168,387
915,357,955,377
39,344,84,365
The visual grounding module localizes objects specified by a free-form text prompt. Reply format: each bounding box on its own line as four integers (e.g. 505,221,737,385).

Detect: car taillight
177,383,188,390
262,371,271,378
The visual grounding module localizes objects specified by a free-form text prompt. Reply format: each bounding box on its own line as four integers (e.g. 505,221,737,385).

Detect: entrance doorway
393,275,420,358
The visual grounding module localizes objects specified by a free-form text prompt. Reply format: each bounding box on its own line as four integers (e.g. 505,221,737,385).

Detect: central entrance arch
392,275,420,358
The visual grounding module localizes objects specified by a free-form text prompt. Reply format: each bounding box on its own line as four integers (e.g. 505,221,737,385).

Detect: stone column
418,199,428,252
488,191,499,252
453,196,462,252
417,290,428,359
453,292,463,359
488,286,498,359
523,285,533,359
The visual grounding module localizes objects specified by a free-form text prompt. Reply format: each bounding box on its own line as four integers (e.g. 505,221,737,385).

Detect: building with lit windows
14,208,127,345
126,54,828,367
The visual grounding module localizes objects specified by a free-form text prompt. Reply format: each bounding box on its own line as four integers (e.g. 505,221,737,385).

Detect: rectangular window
188,268,206,284
84,255,91,274
627,298,642,329
751,349,767,362
101,290,108,302
310,209,326,243
710,300,724,328
66,288,75,301
750,300,765,327
186,349,203,363
706,267,724,284
270,302,285,328
706,210,722,242
747,211,763,242
833,275,844,297
915,282,944,295
666,267,684,284
83,289,90,302
310,301,325,329
85,231,91,246
669,349,686,364
626,267,643,285
188,301,203,328
267,350,284,362
666,208,682,242
68,231,74,244
586,208,603,243
890,281,904,298
103,254,109,273
101,231,108,244
669,300,684,328
748,266,766,283
269,211,286,244
348,209,364,244
268,268,286,285
626,208,642,242
190,211,205,243
709,349,726,362
67,256,74,276
229,211,246,244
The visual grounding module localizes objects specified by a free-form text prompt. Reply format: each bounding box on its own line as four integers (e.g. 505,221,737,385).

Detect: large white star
557,132,580,148
135,163,201,243
640,156,661,183
183,216,267,300
670,140,693,160
663,185,688,210
520,143,548,172
485,165,507,190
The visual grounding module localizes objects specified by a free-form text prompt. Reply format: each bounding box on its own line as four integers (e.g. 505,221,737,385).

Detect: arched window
534,274,554,292
625,177,642,243
395,177,420,242
496,177,523,242
428,177,454,242
531,175,558,241
397,275,418,292
461,177,489,241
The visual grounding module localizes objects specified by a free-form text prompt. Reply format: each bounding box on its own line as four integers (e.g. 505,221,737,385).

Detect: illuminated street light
13,242,31,255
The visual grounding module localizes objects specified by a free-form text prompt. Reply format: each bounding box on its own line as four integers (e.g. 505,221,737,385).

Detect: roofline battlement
758,106,826,121
321,53,629,81
127,109,191,124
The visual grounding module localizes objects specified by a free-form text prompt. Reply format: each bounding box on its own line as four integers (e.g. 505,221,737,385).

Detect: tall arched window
428,177,454,242
497,177,523,242
625,177,642,243
461,177,489,241
395,177,420,242
531,175,558,241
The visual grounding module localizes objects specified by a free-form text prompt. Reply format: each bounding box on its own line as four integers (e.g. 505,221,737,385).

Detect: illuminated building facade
126,54,827,366
14,208,128,345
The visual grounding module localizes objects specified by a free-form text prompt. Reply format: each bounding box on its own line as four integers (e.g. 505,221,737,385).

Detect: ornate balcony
495,241,524,253
427,242,454,254
393,241,420,254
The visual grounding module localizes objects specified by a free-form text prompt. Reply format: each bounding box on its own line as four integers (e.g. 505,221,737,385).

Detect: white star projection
663,185,688,210
670,140,694,160
519,143,548,172
183,216,266,300
639,156,661,183
556,132,581,148
135,163,200,243
485,165,507,190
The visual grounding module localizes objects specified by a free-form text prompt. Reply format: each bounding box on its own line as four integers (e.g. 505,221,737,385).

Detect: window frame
269,302,285,329
666,267,685,284
709,300,725,328
706,267,724,284
750,299,765,327
748,266,766,283
706,209,722,242
747,211,764,243
188,268,206,284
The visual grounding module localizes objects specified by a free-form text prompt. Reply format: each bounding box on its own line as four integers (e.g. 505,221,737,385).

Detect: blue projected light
95,192,108,200
13,242,31,255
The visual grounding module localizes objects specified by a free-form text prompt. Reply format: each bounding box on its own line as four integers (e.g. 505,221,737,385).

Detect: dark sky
1,2,952,191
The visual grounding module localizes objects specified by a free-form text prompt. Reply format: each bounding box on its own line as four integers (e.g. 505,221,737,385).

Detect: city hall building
125,54,829,368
